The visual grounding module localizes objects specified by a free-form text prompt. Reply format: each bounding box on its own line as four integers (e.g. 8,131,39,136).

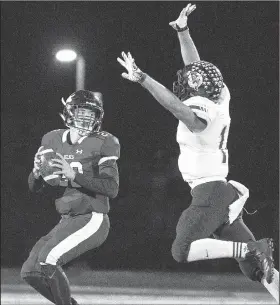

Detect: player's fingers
121,73,130,80
34,155,42,163
55,152,64,160
51,163,63,169
122,51,129,62
36,146,45,157
128,52,134,62
180,6,188,18
187,4,196,15
180,4,191,17
117,57,127,68
53,171,63,175
169,21,177,29
34,158,40,163
51,158,63,164
34,163,40,170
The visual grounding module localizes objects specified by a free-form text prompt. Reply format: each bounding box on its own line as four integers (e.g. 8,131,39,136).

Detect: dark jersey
29,129,120,215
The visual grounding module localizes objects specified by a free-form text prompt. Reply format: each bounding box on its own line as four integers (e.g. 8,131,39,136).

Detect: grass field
1,268,277,304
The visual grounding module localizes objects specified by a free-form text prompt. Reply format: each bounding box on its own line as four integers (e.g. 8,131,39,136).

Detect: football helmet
173,61,224,101
60,90,104,136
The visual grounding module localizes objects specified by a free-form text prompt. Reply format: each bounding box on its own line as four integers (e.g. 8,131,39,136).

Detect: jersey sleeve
98,134,120,166
40,130,60,147
73,133,120,198
184,96,218,126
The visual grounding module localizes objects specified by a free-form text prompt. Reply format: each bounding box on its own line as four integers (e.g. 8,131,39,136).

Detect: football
39,147,61,186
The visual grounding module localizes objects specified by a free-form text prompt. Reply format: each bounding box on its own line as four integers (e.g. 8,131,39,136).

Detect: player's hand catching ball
169,3,196,31
117,52,146,83
33,146,44,179
51,153,76,180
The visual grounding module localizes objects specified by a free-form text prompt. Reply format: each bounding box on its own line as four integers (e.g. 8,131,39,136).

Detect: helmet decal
173,61,224,101
186,71,203,91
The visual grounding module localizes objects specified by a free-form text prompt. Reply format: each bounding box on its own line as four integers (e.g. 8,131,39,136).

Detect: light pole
55,49,85,91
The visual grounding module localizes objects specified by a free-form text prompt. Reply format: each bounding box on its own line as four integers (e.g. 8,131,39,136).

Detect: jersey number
219,126,229,164
60,161,83,187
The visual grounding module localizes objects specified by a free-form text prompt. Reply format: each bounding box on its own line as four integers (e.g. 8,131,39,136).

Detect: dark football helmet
173,61,224,101
60,90,104,136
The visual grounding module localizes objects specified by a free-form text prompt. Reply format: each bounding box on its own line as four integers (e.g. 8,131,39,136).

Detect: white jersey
176,85,231,188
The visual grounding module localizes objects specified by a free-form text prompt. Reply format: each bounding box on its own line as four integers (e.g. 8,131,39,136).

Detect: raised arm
117,52,206,132
169,3,200,66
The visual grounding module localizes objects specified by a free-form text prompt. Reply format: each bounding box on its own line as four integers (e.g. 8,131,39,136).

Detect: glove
117,52,146,83
33,146,44,179
169,3,196,32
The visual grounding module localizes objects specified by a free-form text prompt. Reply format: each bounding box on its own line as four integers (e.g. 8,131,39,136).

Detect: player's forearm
140,74,196,125
28,171,44,193
178,30,200,65
74,173,119,198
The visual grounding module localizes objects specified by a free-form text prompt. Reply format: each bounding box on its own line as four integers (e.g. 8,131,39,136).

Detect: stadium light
55,49,77,62
55,49,85,90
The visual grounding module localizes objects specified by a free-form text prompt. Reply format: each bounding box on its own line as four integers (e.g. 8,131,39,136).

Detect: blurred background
1,1,279,276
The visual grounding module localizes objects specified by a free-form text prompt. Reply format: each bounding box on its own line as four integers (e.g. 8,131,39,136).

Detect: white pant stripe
44,212,103,265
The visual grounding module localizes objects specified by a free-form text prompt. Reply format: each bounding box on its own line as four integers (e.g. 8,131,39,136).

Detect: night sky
1,1,279,269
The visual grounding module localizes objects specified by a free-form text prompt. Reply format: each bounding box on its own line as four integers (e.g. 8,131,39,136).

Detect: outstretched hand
117,52,145,83
169,3,196,31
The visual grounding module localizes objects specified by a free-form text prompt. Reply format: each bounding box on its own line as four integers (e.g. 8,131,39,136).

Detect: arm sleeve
73,135,120,198
28,171,46,193
177,30,200,66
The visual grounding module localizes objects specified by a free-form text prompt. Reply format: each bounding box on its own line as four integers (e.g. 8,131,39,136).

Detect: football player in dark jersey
21,90,120,305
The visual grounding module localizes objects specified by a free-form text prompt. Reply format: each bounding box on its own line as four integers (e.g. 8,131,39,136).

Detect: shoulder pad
41,129,65,146
100,133,120,158
184,96,217,123
183,96,213,108
92,130,112,139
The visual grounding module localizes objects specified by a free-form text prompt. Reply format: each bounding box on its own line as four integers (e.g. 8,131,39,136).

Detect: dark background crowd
1,1,279,273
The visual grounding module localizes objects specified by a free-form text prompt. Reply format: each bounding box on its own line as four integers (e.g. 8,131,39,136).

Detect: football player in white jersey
117,3,278,302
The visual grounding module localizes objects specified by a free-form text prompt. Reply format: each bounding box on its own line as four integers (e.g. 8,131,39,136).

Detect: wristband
175,24,189,32
137,72,147,84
